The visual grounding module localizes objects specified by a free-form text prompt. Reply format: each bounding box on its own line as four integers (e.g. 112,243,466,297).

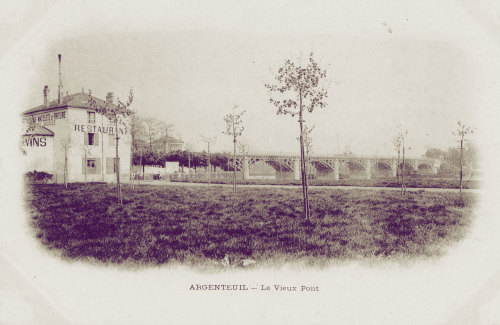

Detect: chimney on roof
58,54,62,104
106,92,114,105
43,85,49,107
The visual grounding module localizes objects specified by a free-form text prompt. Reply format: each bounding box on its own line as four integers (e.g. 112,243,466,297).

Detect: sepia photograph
1,0,500,324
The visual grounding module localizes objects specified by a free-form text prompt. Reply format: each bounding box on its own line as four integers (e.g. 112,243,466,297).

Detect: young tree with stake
453,121,473,192
266,52,328,220
302,124,314,177
60,131,73,187
200,135,217,185
392,132,402,182
396,125,409,198
88,89,134,204
223,105,245,194
129,113,146,184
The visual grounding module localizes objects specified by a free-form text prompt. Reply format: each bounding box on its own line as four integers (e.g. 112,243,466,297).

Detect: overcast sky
8,0,498,157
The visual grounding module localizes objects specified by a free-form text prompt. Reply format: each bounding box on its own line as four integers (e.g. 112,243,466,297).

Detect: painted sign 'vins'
24,136,47,147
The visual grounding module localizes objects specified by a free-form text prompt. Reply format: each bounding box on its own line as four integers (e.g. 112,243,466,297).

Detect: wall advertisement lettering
74,124,127,135
23,136,47,147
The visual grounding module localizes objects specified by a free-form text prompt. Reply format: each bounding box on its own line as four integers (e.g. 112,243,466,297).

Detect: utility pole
337,133,340,156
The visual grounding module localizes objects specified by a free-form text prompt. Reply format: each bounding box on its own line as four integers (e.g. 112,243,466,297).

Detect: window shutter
84,133,89,145
106,158,113,174
95,158,101,174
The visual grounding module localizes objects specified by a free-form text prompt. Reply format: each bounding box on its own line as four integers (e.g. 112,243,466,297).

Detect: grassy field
170,177,480,189
25,183,476,268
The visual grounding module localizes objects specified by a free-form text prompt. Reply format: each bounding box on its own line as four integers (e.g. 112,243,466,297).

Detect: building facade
22,89,131,183
151,135,185,153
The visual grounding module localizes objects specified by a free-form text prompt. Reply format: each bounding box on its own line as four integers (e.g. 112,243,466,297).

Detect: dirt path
124,179,480,193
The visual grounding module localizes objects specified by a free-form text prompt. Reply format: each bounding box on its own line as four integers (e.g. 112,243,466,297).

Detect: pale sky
6,0,499,158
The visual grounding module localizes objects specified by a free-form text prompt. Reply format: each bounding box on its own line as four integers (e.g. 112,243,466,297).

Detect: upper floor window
88,111,95,124
84,132,99,146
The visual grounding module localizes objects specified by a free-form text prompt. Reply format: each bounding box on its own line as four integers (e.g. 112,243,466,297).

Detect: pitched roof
23,92,109,115
153,135,184,144
23,125,54,136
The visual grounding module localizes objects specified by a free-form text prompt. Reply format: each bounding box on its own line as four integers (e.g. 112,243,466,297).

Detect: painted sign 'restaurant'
74,124,127,135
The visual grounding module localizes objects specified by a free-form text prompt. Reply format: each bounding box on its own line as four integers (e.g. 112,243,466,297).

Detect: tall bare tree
143,117,163,150
392,132,403,182
162,122,175,152
453,121,474,192
200,135,217,185
81,145,92,184
266,52,328,220
20,116,37,156
396,125,409,198
60,131,73,187
129,113,146,183
223,105,245,194
343,143,353,156
89,89,134,204
185,143,194,171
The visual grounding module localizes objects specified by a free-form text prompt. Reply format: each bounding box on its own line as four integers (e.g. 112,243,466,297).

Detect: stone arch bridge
231,152,441,180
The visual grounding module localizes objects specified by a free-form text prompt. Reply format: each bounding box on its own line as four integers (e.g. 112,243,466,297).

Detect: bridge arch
310,160,333,172
372,161,393,178
417,162,435,175
399,162,416,172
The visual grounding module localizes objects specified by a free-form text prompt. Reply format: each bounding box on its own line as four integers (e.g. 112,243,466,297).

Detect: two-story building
151,135,185,153
22,87,131,183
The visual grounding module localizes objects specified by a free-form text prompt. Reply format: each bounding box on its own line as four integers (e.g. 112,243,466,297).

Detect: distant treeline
133,150,233,171
425,143,478,176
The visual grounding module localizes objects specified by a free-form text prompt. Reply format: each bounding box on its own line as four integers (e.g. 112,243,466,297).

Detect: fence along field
25,182,475,268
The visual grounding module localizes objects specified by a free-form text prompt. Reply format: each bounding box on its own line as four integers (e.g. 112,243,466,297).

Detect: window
84,132,99,146
88,133,95,145
83,158,100,174
88,111,95,124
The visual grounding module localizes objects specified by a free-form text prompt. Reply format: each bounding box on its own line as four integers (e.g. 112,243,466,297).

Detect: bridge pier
391,160,397,178
293,159,300,180
365,159,371,180
333,160,340,180
242,157,249,180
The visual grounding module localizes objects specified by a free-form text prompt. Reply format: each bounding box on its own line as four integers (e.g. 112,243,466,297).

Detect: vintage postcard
1,1,500,324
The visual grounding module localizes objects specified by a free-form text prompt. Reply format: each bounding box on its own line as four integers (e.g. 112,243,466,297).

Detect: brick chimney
43,85,49,107
106,92,114,105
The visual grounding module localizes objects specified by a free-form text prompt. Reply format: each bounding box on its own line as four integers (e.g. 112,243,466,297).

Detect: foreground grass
170,177,480,189
25,183,475,268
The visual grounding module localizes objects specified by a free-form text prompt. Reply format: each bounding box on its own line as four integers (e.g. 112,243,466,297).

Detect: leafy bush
25,171,53,184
